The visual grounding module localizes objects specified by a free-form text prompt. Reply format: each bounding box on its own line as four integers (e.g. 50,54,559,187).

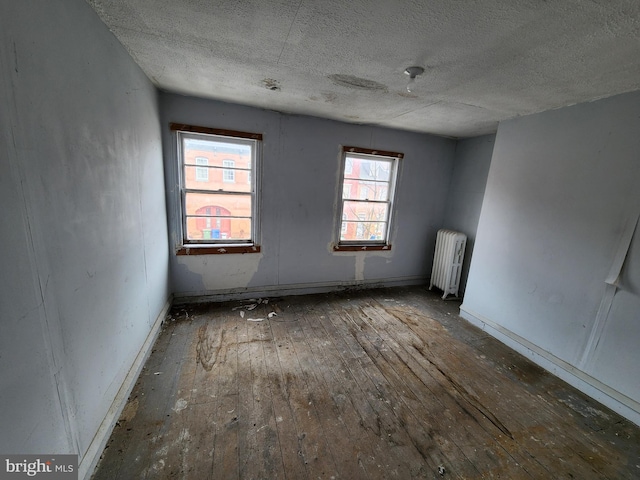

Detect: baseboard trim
459,305,640,427
79,296,173,480
173,276,428,305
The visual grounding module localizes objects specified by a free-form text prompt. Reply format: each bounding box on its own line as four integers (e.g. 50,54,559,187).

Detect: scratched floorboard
92,287,640,479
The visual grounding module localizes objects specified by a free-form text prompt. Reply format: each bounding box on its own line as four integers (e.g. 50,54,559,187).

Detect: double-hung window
171,124,261,253
335,147,401,250
195,157,209,181
222,160,235,183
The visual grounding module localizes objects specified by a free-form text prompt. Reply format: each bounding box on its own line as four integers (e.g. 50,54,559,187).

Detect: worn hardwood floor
92,287,640,479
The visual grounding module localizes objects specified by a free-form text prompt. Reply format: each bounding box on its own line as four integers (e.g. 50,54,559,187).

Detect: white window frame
336,147,401,249
174,126,261,248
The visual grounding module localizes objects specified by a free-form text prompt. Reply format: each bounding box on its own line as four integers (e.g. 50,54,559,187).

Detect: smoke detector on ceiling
404,66,425,93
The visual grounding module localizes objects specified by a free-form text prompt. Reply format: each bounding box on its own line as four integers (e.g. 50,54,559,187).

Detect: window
195,157,209,181
335,147,401,250
223,159,235,183
171,123,261,253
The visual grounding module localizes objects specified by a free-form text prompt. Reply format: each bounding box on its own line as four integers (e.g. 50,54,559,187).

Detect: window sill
333,244,392,252
176,245,261,255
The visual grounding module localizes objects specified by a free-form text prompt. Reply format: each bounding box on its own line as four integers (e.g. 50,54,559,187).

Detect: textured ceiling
87,0,640,138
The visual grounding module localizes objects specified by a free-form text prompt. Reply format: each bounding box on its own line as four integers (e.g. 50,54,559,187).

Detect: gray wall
0,0,169,469
161,93,456,298
444,135,495,294
461,90,640,423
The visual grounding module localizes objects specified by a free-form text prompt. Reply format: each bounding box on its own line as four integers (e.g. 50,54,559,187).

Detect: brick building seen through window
179,131,258,243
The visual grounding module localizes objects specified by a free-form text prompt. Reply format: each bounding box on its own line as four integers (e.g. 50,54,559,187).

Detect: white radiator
429,229,467,299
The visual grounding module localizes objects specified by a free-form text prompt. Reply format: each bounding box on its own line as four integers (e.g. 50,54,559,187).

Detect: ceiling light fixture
404,66,425,93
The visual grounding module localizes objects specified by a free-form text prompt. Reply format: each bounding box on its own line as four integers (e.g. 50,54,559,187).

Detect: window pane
340,201,389,241
185,192,251,218
363,181,388,200
183,137,252,191
342,200,389,222
344,180,388,201
184,138,251,158
342,182,352,199
185,191,252,241
341,221,387,241
344,157,392,181
184,166,251,192
186,217,252,241
345,158,353,174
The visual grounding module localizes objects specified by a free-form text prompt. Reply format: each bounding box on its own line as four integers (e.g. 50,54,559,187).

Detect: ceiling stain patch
329,74,388,92
262,78,281,91
397,91,418,99
322,92,337,103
